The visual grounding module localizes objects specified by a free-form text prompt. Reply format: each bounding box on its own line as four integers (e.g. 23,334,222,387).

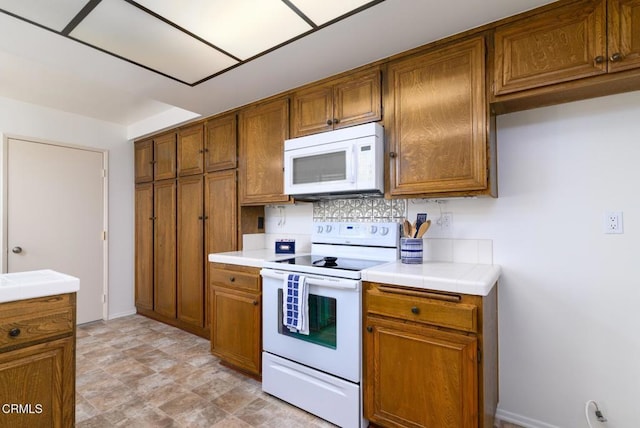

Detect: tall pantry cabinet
134,114,239,338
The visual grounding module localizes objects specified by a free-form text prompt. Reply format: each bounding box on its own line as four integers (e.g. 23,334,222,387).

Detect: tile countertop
209,250,500,297
361,261,501,297
0,269,80,303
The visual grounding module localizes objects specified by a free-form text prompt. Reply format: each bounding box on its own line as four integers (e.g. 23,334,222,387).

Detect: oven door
261,268,361,383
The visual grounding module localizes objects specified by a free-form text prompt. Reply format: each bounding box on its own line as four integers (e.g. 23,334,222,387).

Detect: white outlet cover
603,211,623,234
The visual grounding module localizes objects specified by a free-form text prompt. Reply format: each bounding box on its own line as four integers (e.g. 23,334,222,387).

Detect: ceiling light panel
0,0,88,31
70,0,238,84
135,0,312,60
292,0,375,25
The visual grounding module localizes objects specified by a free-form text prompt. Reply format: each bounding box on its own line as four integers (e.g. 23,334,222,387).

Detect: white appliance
261,222,400,428
283,123,384,200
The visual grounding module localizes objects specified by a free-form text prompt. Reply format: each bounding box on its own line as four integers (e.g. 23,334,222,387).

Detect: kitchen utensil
403,219,412,238
416,219,431,238
415,213,427,232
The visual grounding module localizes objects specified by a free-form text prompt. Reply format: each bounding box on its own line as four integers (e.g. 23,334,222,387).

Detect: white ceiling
0,0,557,139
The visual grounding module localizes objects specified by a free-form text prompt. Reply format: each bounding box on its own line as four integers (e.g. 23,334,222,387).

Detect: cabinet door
494,0,607,95
238,97,290,205
333,68,382,130
178,123,204,176
608,0,640,72
291,85,334,137
135,182,154,311
154,132,177,180
364,317,478,428
206,113,237,171
0,337,75,428
154,180,177,319
388,37,488,196
210,287,261,376
177,176,204,327
134,139,153,183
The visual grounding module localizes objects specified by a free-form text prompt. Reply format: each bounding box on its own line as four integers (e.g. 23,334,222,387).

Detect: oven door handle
260,269,359,290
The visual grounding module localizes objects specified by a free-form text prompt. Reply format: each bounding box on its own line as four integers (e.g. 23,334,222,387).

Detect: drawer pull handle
411,306,420,315
9,328,21,337
366,326,373,333
229,276,235,282
377,286,461,302
610,52,624,62
252,300,259,306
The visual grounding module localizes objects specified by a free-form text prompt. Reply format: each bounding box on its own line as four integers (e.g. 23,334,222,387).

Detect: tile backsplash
313,198,407,222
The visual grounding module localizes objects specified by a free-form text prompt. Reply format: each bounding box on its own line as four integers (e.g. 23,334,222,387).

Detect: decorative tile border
313,198,407,222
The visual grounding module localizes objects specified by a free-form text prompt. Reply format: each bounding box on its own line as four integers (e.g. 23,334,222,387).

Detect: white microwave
284,123,384,200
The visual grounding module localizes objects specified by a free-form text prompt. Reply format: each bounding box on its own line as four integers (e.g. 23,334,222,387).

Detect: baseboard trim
107,309,137,320
495,408,561,428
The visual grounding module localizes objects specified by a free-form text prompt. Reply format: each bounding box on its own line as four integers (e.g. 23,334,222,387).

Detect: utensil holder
400,238,423,264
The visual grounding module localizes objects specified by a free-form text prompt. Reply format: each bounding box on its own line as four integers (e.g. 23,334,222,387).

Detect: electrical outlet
439,212,453,232
603,211,623,234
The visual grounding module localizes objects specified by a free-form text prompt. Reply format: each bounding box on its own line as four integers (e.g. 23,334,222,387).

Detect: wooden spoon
403,219,412,238
416,219,431,238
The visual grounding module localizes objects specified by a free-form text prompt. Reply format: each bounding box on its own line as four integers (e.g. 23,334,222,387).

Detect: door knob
11,247,22,254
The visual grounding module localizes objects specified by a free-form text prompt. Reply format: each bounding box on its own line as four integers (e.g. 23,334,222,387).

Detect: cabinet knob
199,149,204,154
411,306,420,315
198,215,204,220
9,328,21,337
326,119,333,126
253,300,259,306
333,118,339,124
389,152,397,158
229,276,235,282
11,246,22,254
610,52,624,62
366,326,373,333
594,55,605,65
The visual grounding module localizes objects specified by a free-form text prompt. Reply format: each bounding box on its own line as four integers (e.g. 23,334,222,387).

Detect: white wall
264,91,640,427
0,96,135,320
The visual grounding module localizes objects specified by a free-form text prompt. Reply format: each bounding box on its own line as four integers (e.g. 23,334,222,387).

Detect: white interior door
6,138,106,324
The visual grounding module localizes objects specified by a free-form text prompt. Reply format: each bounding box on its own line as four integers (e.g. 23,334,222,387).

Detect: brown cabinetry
134,182,154,312
0,293,76,428
493,0,640,110
177,176,205,327
291,67,382,137
153,179,177,320
206,113,237,172
134,138,153,183
363,282,498,428
153,132,177,181
238,97,290,205
178,123,205,176
210,263,261,377
387,36,495,198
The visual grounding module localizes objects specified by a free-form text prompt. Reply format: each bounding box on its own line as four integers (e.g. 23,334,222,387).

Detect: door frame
0,133,109,321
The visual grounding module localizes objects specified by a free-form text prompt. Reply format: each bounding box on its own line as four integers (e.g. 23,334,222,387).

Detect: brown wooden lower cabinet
0,293,76,428
363,282,498,428
209,263,262,377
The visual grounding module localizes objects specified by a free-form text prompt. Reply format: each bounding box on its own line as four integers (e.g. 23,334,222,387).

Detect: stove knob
316,225,323,234
326,225,332,233
369,225,378,234
379,226,389,236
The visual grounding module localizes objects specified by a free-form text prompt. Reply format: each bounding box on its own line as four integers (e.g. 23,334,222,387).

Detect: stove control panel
312,221,400,247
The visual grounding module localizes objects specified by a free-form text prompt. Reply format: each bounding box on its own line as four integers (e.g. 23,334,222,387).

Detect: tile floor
76,314,336,427
76,314,523,428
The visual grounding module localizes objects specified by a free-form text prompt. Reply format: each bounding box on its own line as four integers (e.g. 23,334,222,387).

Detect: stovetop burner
314,256,338,267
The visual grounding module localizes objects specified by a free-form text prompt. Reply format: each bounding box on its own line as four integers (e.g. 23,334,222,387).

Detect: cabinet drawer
210,269,259,292
366,286,477,333
0,296,74,351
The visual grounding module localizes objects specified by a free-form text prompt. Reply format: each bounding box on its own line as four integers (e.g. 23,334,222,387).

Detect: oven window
292,151,346,184
278,289,337,349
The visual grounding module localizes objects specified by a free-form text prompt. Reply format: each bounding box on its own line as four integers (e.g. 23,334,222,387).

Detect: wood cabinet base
136,307,208,339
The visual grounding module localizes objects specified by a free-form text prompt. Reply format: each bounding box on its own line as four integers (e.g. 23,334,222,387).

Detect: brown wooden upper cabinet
178,123,204,176
205,113,237,172
291,67,382,137
238,97,290,205
494,0,640,96
153,132,177,181
387,36,495,198
134,138,153,183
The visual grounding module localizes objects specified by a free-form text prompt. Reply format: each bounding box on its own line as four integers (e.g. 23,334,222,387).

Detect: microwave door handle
349,145,357,183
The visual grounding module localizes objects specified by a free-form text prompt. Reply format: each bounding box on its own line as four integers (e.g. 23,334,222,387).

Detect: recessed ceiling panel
292,0,374,25
135,0,312,60
70,0,238,84
0,0,88,31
